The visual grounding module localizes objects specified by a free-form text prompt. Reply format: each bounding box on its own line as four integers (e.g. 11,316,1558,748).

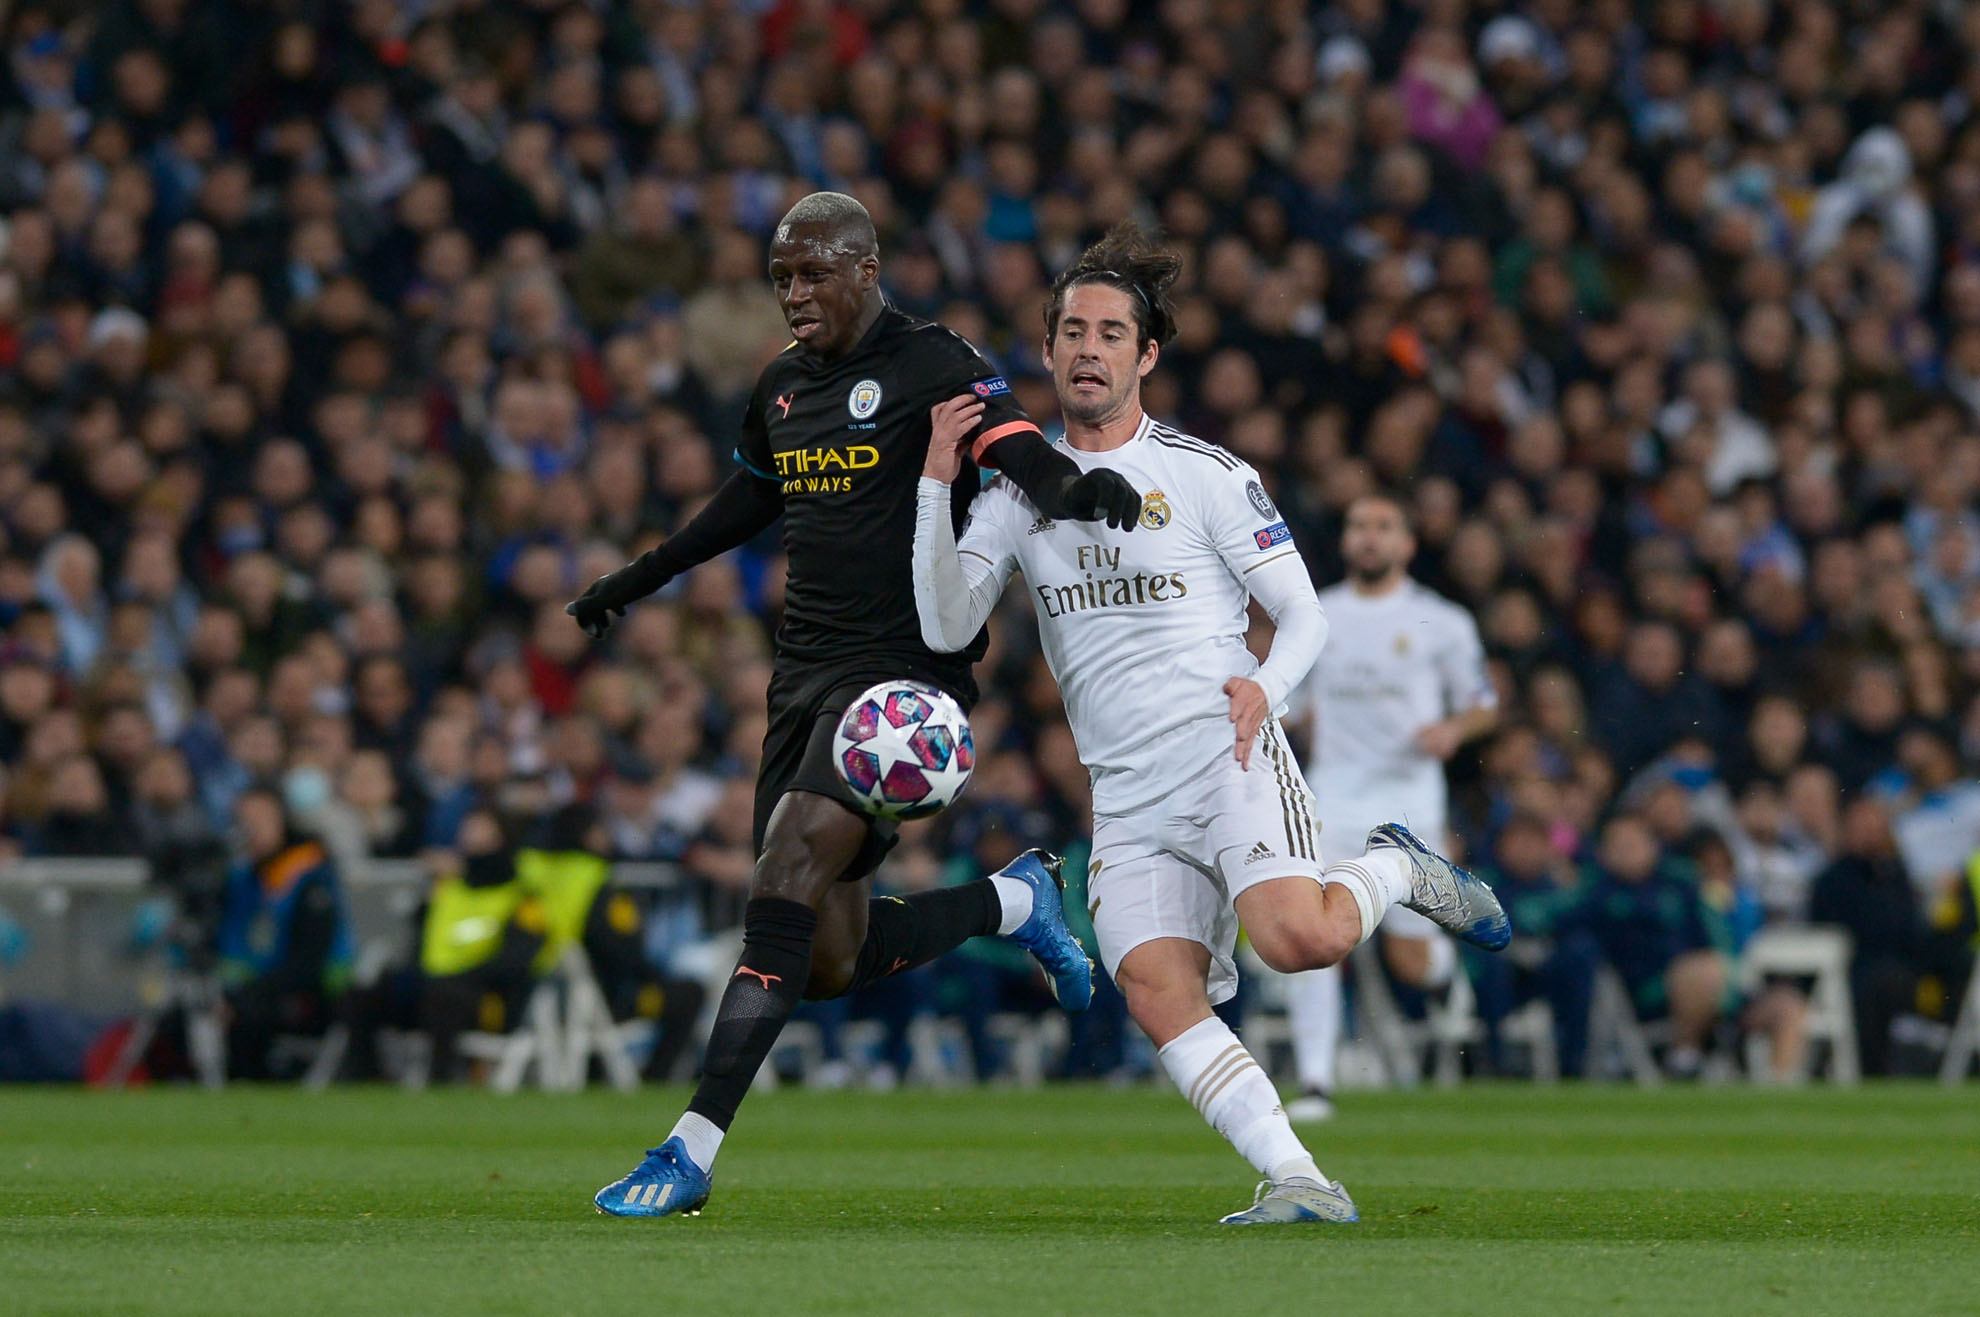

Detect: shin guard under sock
686,897,817,1129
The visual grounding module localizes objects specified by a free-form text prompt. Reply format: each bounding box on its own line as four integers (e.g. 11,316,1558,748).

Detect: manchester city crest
848,378,883,419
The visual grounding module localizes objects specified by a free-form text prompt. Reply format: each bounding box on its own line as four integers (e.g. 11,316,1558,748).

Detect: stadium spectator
1471,812,1597,1078
1577,813,1734,1079
129,745,212,857
515,802,705,1079
1811,796,1974,1076
1887,724,1980,907
1590,622,1725,782
27,751,132,856
214,786,353,1080
418,806,544,1083
569,177,699,335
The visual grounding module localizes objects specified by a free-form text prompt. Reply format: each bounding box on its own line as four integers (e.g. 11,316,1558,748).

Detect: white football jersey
954,416,1306,815
1299,579,1494,817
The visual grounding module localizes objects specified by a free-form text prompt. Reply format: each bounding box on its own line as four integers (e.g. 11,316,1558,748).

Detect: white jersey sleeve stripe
1150,432,1238,469
1243,549,1300,575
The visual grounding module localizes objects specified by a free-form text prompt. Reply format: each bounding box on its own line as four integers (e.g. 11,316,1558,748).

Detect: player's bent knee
1114,959,1206,1030
1249,918,1353,974
803,949,857,1000
1319,927,1356,968
1118,979,1212,1045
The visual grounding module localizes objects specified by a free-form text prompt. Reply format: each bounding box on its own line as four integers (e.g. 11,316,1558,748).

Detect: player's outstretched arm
928,326,1143,528
980,427,1143,531
914,397,1018,651
566,469,783,638
1224,554,1329,768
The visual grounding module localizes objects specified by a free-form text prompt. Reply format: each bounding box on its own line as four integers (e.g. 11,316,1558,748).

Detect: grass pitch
3,1083,1976,1315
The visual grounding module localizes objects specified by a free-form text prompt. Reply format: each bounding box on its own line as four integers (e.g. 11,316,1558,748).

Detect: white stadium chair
1736,925,1859,1085
987,1011,1068,1087
1344,941,1424,1087
1344,940,1484,1088
452,945,641,1093
1940,965,1980,1084
557,945,642,1093
1587,965,1663,1085
459,976,567,1093
1498,998,1560,1083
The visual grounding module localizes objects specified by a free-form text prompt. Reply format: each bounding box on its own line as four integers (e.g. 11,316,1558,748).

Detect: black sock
686,897,817,1130
838,880,1002,996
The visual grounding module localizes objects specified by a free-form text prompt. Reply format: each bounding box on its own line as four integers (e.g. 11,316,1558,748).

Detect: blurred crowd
0,0,1977,1081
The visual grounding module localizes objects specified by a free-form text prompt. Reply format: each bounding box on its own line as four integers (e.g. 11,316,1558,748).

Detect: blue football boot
593,1137,712,1218
998,849,1093,1011
1219,1177,1360,1226
1367,822,1512,951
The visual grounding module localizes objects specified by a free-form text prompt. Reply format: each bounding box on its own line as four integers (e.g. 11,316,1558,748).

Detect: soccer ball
832,680,975,820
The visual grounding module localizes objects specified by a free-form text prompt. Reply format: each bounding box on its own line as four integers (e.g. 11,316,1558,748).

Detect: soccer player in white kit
1281,495,1500,1121
912,224,1508,1225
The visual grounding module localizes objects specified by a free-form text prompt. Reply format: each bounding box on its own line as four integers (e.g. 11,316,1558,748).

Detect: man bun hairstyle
1045,221,1181,350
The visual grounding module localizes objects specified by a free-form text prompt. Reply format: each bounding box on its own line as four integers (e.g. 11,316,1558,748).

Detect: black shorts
754,663,966,881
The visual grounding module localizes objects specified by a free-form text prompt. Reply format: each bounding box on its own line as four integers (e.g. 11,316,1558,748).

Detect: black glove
1058,468,1143,532
566,563,669,639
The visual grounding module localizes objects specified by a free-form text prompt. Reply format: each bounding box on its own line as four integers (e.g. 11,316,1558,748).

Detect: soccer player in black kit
578,192,1141,1217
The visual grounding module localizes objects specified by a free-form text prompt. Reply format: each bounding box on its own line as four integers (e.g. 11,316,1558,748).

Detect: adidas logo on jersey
1028,515,1055,535
1243,841,1275,865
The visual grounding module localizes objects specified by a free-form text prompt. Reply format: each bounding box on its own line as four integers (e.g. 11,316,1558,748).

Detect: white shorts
1315,791,1448,940
1087,721,1325,1005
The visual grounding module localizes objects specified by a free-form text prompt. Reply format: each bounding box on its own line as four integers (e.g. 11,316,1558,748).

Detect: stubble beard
1060,379,1133,429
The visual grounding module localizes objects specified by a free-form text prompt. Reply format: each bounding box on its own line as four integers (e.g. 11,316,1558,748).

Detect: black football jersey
735,303,1033,701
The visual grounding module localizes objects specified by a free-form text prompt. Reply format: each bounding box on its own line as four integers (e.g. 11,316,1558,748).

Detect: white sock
669,1112,725,1171
989,874,1034,936
1286,964,1342,1093
1323,850,1411,943
1158,1016,1325,1185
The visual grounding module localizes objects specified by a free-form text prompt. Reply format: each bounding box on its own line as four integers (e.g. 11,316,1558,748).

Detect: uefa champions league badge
1254,520,1292,549
848,379,883,419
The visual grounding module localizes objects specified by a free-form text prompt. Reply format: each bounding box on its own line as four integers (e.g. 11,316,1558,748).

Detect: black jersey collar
793,297,901,374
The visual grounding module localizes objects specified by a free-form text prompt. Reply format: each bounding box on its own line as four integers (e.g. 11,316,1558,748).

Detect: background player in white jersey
912,224,1508,1225
1282,494,1500,1121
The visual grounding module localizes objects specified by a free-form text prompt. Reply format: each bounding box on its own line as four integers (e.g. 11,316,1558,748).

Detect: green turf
2,1083,1977,1315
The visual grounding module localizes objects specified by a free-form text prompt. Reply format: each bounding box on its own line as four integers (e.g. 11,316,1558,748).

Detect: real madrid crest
848,378,883,419
1393,632,1410,656
1140,489,1171,530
